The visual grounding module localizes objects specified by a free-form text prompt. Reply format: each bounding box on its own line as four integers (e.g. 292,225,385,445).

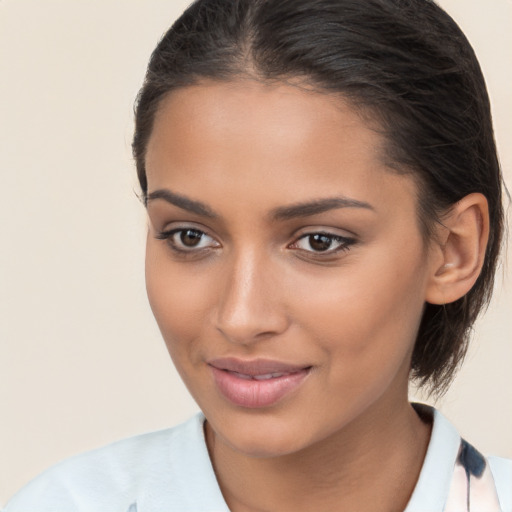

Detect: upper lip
207,357,310,376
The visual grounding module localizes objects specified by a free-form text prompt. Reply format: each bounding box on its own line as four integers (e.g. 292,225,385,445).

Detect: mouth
224,370,297,381
208,358,312,408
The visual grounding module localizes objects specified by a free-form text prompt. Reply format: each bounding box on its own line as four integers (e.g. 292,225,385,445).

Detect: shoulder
4,414,206,512
487,455,512,512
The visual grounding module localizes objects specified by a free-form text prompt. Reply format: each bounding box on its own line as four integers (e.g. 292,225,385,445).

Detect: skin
143,80,484,512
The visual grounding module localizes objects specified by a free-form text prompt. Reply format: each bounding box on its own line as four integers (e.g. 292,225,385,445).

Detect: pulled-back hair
133,0,504,395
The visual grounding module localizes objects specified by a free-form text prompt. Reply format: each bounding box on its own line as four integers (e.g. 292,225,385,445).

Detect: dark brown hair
133,0,504,395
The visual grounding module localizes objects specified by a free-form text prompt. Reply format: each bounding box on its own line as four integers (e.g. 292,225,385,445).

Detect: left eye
157,228,219,252
291,233,354,253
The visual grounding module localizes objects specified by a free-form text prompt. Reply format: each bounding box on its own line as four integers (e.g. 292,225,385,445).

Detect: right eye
156,228,220,253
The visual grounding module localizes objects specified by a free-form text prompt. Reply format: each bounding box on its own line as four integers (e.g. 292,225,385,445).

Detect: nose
215,250,290,345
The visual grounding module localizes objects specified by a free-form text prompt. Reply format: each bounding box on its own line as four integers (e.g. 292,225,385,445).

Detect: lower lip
210,366,310,408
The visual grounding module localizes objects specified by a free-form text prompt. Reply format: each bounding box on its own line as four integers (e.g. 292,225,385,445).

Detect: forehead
145,79,417,218
148,80,385,158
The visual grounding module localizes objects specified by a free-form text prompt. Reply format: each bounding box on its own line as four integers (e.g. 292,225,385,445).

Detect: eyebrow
146,189,217,218
146,188,374,220
270,197,374,221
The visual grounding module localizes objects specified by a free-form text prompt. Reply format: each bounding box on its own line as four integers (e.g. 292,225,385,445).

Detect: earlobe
425,193,490,305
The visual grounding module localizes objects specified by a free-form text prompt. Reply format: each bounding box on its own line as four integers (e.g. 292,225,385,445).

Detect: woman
5,0,511,511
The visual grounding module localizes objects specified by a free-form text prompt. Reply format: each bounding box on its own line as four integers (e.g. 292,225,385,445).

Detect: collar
405,404,462,511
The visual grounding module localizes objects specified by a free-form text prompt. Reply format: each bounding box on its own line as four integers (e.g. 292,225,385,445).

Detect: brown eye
308,234,333,252
156,227,220,253
290,231,355,255
180,229,204,247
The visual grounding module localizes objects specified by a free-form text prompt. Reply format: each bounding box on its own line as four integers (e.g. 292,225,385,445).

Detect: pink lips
208,358,311,408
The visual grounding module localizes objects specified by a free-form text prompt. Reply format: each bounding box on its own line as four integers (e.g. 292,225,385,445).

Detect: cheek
292,264,426,425
145,240,213,361
290,246,428,369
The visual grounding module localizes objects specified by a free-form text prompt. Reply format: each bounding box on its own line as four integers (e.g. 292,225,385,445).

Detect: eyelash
289,232,355,255
155,228,356,257
155,228,219,254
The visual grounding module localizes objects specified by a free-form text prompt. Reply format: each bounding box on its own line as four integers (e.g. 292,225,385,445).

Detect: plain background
1,0,511,505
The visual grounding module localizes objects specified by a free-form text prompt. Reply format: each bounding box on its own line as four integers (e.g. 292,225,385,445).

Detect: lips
208,358,311,408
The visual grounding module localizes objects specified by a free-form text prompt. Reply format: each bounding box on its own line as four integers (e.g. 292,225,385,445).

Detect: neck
206,391,432,512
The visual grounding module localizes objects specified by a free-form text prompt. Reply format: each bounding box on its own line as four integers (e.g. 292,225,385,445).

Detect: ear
425,193,490,305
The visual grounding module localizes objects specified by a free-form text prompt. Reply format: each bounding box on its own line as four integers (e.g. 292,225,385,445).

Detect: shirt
4,405,511,512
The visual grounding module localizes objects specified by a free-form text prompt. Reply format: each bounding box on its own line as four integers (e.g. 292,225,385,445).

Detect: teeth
254,372,285,380
228,370,288,380
233,372,253,380
253,373,274,380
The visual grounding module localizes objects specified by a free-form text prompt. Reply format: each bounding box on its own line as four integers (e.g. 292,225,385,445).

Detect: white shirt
4,406,511,512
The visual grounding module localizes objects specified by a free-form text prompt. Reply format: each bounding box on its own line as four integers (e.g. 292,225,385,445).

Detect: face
144,80,437,458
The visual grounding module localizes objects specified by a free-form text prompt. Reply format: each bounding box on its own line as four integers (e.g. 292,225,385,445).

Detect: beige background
0,0,510,505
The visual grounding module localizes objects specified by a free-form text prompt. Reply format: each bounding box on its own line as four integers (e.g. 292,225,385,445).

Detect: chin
207,411,316,459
